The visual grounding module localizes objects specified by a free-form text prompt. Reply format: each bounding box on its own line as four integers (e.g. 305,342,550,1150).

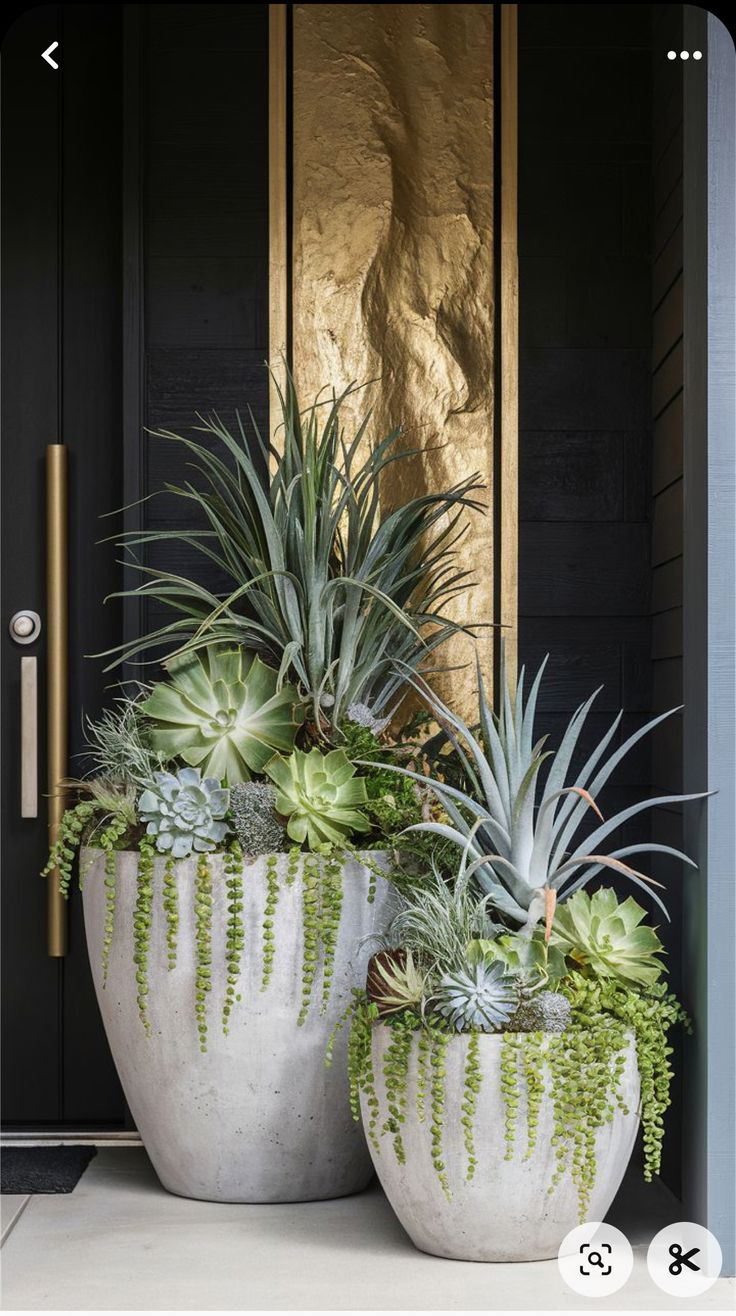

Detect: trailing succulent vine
261,855,280,991
101,849,118,987
298,854,322,1026
319,853,344,1014
133,840,155,1035
194,853,214,1053
162,856,179,971
223,842,245,1033
42,801,96,898
345,944,690,1221
461,1031,482,1179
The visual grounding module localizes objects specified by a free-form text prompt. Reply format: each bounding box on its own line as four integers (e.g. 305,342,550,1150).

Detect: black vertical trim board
125,4,270,652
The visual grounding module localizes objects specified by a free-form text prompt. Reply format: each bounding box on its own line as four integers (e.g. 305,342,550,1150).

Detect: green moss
338,721,421,841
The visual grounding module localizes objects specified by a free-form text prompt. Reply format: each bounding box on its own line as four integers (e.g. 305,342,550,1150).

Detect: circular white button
647,1222,723,1297
12,615,34,637
693,50,703,60
681,50,690,60
667,50,677,60
558,1222,634,1297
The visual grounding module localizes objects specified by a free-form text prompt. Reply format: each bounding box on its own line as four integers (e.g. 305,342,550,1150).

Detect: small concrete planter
82,848,393,1203
363,1024,640,1262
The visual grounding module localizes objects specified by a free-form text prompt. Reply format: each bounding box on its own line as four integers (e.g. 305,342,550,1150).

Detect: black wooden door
1,4,127,1129
2,3,269,1130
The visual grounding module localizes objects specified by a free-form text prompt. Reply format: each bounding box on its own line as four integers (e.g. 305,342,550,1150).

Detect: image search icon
558,1222,634,1297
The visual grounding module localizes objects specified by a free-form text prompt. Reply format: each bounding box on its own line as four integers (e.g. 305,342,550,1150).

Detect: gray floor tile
1,1150,733,1311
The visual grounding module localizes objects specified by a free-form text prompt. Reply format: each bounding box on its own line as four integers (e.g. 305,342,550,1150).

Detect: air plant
97,372,485,736
81,694,164,787
378,655,705,931
366,950,427,1016
381,854,500,977
140,646,301,785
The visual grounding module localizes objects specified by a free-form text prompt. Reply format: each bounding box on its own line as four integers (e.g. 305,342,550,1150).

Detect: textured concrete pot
82,848,394,1203
362,1024,640,1262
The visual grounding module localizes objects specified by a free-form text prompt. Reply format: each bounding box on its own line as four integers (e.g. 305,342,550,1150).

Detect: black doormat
1,1146,97,1194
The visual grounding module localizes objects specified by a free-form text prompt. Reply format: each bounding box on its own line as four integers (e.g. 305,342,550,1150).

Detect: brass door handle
20,656,38,818
47,444,69,957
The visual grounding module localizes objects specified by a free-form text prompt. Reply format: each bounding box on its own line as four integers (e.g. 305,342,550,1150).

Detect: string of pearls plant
42,659,423,1045
340,974,689,1220
52,828,390,1043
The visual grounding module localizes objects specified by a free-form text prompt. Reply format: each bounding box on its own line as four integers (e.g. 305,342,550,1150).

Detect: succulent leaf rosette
138,767,230,858
432,956,518,1032
264,747,370,849
141,647,302,785
551,887,666,988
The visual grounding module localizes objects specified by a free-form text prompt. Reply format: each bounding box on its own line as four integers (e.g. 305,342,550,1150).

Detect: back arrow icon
42,42,59,69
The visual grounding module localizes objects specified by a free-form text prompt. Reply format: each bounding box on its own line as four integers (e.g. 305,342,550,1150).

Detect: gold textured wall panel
292,4,496,715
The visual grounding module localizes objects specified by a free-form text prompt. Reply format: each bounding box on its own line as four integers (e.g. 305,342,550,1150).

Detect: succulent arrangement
338,655,703,1219
98,371,484,735
44,375,481,1042
41,370,702,1226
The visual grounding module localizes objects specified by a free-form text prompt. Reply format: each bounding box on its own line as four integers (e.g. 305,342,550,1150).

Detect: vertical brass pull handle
46,444,68,957
21,656,38,818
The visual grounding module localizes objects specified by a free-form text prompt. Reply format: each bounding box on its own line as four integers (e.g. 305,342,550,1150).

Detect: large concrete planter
363,1024,640,1262
82,848,394,1203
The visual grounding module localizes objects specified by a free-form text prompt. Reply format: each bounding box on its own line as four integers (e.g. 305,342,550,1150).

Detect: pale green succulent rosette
265,747,371,849
141,647,302,785
551,887,666,988
138,766,230,859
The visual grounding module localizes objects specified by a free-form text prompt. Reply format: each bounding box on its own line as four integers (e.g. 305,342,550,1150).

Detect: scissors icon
669,1243,701,1275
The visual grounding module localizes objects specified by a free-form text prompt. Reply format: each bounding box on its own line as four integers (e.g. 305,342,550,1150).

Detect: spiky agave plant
98,373,485,736
379,656,706,931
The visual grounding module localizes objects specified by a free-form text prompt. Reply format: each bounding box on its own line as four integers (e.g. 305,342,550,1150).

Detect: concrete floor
1,1149,734,1311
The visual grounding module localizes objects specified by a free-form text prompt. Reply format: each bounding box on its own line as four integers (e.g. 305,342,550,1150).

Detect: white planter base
362,1024,640,1262
83,849,394,1203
